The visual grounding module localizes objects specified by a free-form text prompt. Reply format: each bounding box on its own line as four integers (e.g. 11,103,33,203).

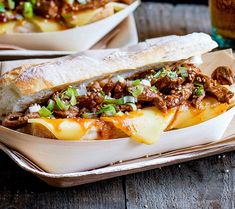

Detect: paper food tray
0,0,140,51
0,47,235,175
0,14,138,61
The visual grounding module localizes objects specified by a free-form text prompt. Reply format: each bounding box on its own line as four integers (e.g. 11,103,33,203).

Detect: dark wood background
1,2,235,209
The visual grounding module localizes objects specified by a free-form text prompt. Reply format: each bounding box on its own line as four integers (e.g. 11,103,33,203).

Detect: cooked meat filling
1,63,234,129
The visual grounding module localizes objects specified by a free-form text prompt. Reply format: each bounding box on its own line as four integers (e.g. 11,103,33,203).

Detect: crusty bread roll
0,33,217,115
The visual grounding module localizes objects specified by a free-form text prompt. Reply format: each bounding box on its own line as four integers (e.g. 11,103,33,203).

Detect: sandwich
0,0,133,33
0,33,234,144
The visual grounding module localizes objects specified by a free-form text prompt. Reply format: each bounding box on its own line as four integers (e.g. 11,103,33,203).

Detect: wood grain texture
134,3,211,41
0,2,234,209
125,152,235,209
0,152,126,209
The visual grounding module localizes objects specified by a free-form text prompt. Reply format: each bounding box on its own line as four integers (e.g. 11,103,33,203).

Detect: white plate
0,1,140,51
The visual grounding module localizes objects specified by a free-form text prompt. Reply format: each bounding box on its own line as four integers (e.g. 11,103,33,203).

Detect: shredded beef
2,112,39,129
77,92,104,110
87,81,102,92
206,85,234,103
103,80,115,94
211,66,234,85
114,81,127,98
198,74,234,103
154,76,185,91
34,0,59,19
53,106,79,118
164,83,194,108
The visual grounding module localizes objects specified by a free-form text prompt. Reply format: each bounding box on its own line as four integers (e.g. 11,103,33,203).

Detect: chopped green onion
150,86,158,93
97,104,116,116
47,99,55,111
65,87,78,106
132,79,141,86
55,97,70,111
194,82,204,96
104,96,124,105
38,106,52,117
23,2,33,18
30,0,37,5
104,96,137,105
127,103,137,111
194,82,204,87
99,90,105,97
178,67,188,78
195,87,204,96
65,87,78,97
0,2,5,12
129,85,144,97
167,71,178,79
81,113,96,119
153,69,163,78
8,0,15,10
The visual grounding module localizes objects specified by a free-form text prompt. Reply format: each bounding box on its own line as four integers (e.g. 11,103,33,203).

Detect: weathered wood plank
0,152,126,209
134,3,211,41
125,152,235,209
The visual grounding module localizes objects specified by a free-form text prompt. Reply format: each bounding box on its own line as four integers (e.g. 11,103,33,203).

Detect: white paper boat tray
0,0,140,51
0,47,235,187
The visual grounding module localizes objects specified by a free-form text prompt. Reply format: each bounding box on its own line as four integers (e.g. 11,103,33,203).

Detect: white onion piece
123,96,137,104
141,79,151,87
29,104,41,113
76,84,87,96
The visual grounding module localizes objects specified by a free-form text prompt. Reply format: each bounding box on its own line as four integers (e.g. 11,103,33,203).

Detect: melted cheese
167,97,229,130
101,107,177,145
28,118,96,140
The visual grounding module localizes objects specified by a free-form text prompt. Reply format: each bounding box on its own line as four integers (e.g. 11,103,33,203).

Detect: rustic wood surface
1,3,235,209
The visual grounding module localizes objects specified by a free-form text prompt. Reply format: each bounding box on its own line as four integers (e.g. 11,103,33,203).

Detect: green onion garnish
30,0,37,5
97,104,116,116
47,99,55,111
55,97,70,111
65,87,78,106
129,85,144,97
178,67,188,78
153,69,163,78
0,2,5,12
167,71,178,79
132,79,141,86
99,90,105,97
104,96,124,105
8,0,15,10
194,82,204,96
23,2,33,18
38,106,52,117
150,86,158,93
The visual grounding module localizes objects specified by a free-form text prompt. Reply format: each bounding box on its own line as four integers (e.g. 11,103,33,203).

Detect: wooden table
1,3,234,209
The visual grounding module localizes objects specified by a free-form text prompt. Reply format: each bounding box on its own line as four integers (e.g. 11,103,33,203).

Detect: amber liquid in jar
209,0,235,48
